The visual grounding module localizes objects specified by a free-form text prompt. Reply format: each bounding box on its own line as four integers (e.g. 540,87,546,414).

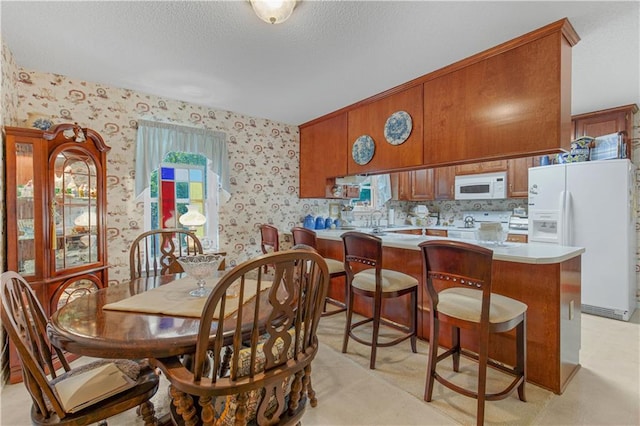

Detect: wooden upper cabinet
572,104,638,159
434,166,455,200
507,157,536,198
410,169,434,200
392,169,434,201
347,85,423,174
455,160,507,175
424,20,578,166
299,113,348,198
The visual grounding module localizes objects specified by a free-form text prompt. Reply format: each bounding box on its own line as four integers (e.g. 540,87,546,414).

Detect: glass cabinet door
51,148,100,272
15,142,39,276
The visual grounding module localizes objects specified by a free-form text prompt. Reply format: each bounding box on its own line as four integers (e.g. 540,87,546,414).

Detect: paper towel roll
388,208,395,225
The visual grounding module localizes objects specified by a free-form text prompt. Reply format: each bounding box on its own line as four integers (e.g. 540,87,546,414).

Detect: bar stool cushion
324,258,345,275
438,288,527,324
353,268,418,293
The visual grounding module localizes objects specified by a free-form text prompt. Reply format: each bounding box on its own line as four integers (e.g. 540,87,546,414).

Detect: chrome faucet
371,210,383,227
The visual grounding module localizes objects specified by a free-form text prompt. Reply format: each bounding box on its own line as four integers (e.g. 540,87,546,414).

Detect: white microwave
454,171,507,200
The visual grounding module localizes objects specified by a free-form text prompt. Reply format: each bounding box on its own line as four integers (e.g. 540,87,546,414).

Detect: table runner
103,276,271,318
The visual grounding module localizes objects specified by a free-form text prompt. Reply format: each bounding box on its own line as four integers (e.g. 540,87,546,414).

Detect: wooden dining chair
260,224,280,273
291,226,348,316
129,228,203,280
341,231,418,369
0,271,159,426
150,249,330,426
419,240,527,426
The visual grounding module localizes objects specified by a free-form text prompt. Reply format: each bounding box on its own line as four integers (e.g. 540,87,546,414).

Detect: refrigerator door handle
558,190,568,246
564,191,573,246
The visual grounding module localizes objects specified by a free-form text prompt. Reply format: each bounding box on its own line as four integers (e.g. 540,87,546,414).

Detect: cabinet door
299,113,348,198
425,32,572,164
506,234,528,243
434,166,455,200
392,169,434,200
348,85,423,174
574,110,628,138
455,163,483,174
507,157,534,198
480,160,508,172
455,160,507,175
391,172,410,201
50,146,103,275
572,104,638,159
4,129,47,279
410,169,435,200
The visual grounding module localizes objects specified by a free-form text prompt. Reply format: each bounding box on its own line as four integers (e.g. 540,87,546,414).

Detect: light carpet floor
316,313,553,426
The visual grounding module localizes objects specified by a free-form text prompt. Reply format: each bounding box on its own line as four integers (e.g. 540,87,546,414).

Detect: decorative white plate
384,111,412,145
352,135,375,165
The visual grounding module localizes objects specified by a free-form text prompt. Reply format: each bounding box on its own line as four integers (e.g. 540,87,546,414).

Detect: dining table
47,271,274,361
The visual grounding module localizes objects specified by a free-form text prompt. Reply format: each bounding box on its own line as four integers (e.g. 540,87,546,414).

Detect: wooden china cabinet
4,123,110,383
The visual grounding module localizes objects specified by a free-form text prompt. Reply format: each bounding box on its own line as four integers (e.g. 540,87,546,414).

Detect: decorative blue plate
384,111,412,145
352,135,375,165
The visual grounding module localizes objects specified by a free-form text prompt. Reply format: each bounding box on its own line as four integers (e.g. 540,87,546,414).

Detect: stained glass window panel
175,168,189,181
176,182,189,199
160,167,174,180
161,181,176,228
190,182,203,199
189,169,203,182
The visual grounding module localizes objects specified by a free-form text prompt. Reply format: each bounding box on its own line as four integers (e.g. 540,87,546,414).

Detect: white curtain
371,174,392,208
135,119,231,201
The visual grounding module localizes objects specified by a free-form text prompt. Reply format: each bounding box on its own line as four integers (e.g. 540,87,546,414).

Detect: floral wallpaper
2,43,332,285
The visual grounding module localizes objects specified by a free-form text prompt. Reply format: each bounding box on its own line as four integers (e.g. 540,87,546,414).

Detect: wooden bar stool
291,226,347,316
341,231,418,369
259,224,280,273
419,240,527,426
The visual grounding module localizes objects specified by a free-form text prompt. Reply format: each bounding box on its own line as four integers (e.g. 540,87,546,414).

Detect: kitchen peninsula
315,230,584,394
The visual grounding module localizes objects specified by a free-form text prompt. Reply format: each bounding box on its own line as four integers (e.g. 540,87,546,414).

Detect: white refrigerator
528,159,637,321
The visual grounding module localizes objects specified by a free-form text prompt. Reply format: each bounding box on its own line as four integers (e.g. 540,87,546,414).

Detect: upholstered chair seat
438,287,528,324
352,268,418,293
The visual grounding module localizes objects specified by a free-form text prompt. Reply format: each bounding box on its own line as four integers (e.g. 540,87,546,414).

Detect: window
150,152,206,220
135,120,231,251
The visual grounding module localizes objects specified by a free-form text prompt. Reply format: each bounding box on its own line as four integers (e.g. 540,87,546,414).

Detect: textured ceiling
2,1,639,125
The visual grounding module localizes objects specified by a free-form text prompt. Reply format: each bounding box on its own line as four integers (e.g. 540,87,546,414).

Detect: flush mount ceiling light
250,0,297,24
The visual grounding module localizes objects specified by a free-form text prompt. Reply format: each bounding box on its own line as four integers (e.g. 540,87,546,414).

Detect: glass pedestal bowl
177,254,224,297
475,228,508,247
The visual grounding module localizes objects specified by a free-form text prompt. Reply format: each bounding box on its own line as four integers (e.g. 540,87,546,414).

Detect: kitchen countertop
315,229,583,265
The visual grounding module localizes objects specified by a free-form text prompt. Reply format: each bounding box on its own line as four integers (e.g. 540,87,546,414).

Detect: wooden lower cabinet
506,233,528,243
392,229,424,236
425,229,447,237
316,239,580,394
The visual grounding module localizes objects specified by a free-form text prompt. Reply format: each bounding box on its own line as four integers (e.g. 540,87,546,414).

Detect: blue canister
540,155,550,166
315,216,325,230
325,217,333,229
303,215,315,230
